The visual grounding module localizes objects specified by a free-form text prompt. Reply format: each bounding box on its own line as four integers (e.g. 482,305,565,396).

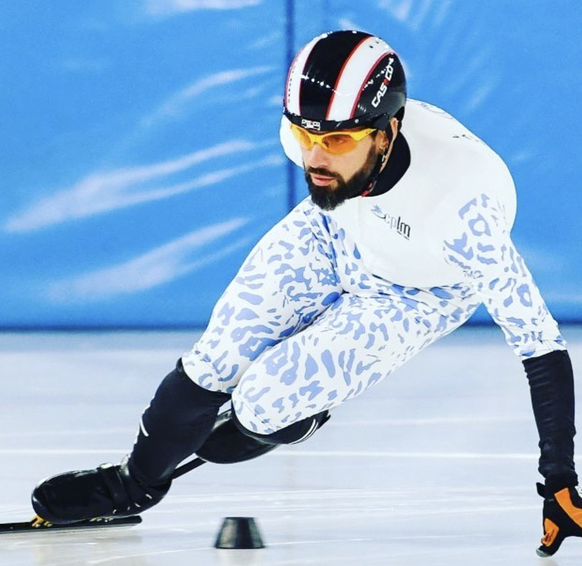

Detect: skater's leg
128,203,341,483
32,204,340,523
231,291,476,437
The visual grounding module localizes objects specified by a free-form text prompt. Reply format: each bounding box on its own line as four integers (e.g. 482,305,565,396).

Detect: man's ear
375,130,390,152
389,117,400,139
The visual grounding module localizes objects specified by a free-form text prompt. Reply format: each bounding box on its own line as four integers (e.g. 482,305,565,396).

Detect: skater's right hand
536,482,582,557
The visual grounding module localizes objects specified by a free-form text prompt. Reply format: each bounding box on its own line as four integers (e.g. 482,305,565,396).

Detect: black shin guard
128,360,230,486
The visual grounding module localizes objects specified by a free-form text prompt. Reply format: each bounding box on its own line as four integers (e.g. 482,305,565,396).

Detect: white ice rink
1,326,582,566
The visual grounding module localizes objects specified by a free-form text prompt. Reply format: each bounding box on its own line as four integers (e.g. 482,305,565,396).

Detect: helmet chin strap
359,143,391,197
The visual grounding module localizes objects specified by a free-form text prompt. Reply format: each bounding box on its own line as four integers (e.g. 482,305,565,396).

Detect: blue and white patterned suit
182,100,565,435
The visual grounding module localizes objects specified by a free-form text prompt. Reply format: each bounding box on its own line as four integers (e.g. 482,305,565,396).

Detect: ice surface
1,327,581,565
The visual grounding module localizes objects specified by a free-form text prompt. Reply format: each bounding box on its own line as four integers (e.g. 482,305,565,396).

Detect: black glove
536,482,582,557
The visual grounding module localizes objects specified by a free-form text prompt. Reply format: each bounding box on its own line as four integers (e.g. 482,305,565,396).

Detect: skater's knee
181,348,242,394
231,405,330,446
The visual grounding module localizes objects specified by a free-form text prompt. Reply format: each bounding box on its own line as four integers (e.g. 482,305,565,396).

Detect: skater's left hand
537,482,582,557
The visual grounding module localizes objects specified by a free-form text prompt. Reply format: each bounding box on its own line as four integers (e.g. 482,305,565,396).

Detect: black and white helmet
283,30,407,133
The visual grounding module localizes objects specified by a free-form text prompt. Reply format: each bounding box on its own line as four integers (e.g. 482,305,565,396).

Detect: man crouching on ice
32,30,581,557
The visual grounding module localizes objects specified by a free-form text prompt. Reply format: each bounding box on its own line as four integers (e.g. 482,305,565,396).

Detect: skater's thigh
182,206,341,392
232,292,456,434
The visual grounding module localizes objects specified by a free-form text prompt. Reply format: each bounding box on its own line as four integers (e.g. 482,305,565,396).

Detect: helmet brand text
371,57,395,109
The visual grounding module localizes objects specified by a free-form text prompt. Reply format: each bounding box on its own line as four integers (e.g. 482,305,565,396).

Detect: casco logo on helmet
301,118,322,131
371,57,395,109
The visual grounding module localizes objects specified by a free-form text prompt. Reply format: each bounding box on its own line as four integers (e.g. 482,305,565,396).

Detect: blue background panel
1,1,580,328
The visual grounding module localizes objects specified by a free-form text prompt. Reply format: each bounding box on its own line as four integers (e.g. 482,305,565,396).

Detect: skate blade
0,514,142,534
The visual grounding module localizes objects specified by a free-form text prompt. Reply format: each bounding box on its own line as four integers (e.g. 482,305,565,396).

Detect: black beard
305,145,380,211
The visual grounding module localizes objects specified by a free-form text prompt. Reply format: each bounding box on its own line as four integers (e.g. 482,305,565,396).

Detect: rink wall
1,1,581,329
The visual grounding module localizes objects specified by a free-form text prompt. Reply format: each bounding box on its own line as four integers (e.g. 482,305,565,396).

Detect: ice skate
31,458,170,525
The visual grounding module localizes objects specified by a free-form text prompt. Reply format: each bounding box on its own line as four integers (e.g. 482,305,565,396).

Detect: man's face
299,128,388,211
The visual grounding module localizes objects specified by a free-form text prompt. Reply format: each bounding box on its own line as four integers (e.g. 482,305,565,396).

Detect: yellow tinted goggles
289,123,376,155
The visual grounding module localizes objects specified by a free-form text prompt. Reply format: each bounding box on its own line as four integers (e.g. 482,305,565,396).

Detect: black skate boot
31,458,170,524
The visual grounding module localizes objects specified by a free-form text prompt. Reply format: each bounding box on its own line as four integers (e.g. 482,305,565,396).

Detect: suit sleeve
443,192,566,359
444,193,576,487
